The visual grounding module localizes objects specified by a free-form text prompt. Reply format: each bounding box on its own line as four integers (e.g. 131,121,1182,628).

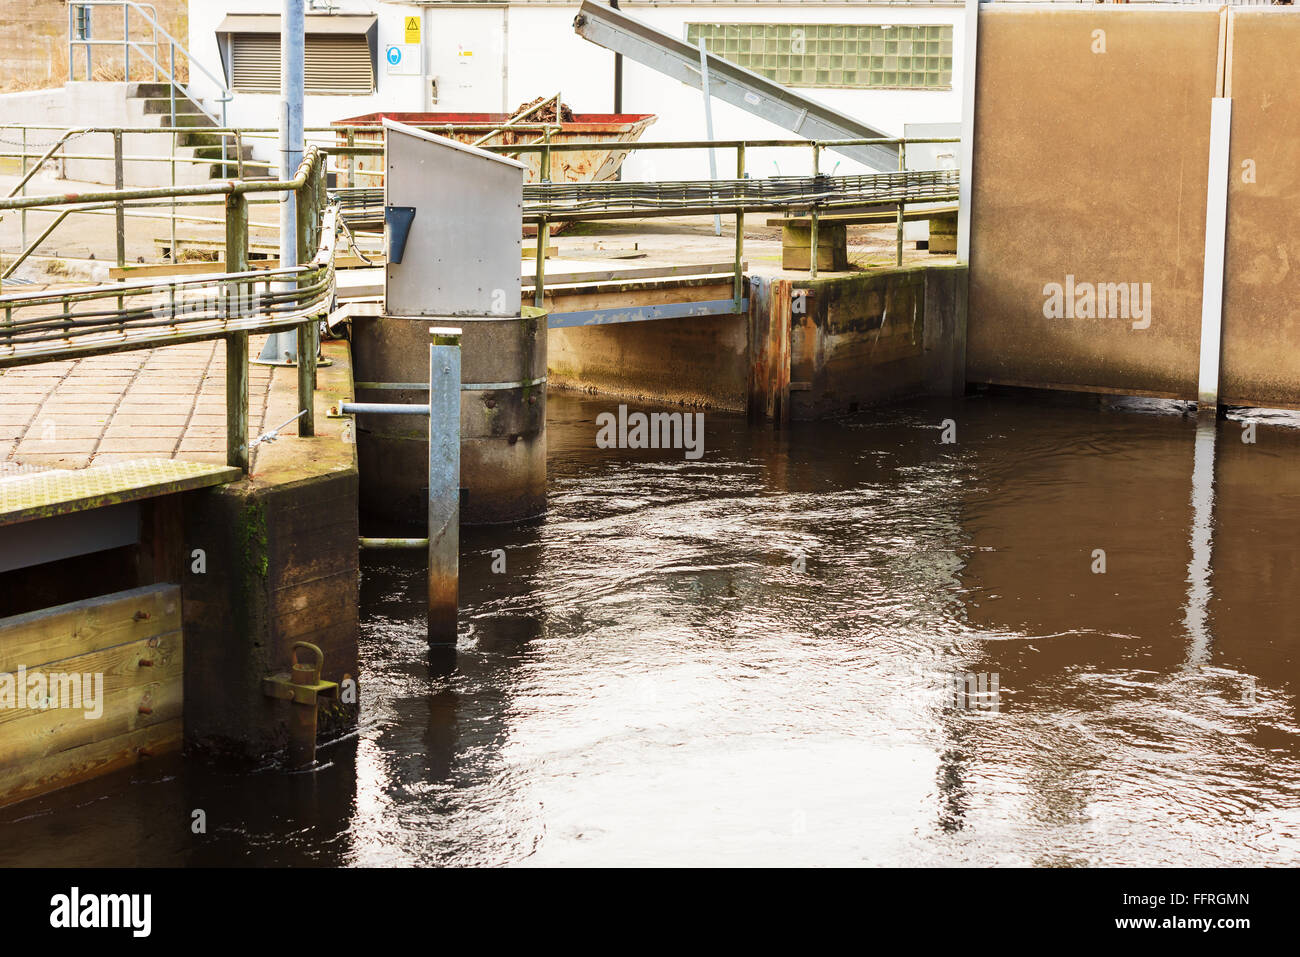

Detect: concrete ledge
783,263,968,419
180,340,359,759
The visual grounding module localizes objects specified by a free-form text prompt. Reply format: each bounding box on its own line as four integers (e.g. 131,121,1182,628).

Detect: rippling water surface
3,391,1298,866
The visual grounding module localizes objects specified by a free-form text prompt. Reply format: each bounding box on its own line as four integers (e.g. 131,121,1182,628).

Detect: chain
0,129,90,150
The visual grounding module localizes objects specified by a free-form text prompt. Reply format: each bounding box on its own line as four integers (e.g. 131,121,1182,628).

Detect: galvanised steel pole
280,0,304,260
258,0,305,365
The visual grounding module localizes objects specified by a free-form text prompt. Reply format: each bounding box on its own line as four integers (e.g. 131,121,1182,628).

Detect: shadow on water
1,389,1298,865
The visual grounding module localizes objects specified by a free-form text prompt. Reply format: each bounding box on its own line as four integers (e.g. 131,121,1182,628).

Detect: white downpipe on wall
957,0,979,265
1197,97,1233,412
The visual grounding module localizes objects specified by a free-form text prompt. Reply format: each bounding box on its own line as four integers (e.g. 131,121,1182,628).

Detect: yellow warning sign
404,16,421,44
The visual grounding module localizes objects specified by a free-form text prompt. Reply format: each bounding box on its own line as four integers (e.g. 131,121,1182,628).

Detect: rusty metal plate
0,459,241,527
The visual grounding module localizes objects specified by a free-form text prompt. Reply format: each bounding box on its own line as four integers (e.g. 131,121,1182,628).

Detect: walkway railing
0,124,959,301
67,1,233,135
0,146,333,473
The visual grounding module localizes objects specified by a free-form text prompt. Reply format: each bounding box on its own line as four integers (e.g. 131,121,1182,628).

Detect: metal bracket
384,205,417,265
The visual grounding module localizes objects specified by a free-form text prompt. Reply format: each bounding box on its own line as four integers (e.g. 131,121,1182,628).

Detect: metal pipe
0,146,322,210
359,537,428,549
339,402,429,415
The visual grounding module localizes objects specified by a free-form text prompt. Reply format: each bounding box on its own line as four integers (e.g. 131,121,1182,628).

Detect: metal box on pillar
351,119,548,526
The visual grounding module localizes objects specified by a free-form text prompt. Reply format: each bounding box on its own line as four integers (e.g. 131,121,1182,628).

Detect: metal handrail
0,145,323,212
0,153,332,472
67,2,234,136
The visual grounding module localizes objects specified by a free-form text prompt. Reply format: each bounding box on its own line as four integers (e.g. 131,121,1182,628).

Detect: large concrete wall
969,6,1300,409
787,264,966,419
1220,10,1300,408
967,6,1220,402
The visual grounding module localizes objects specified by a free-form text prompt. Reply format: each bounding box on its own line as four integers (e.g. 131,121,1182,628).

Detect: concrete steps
125,82,273,180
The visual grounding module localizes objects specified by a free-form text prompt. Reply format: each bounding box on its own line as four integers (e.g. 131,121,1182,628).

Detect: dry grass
0,2,189,93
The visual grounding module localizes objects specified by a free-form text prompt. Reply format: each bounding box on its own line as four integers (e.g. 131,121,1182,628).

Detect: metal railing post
225,191,250,471
734,142,745,302
113,129,125,271
169,128,176,259
534,127,552,309
168,42,175,131
428,327,462,644
809,141,820,279
19,129,27,255
897,141,906,267
122,4,129,80
294,156,318,437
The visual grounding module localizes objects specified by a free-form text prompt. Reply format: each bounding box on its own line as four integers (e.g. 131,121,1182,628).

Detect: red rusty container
331,111,657,188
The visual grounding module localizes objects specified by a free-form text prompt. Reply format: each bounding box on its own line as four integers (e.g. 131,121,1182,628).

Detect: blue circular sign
386,46,401,65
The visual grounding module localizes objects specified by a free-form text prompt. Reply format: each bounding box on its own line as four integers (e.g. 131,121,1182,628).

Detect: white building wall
188,2,966,180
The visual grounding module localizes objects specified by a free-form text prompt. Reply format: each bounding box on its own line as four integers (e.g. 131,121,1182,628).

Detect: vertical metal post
168,42,176,133
122,4,129,80
225,192,250,472
68,4,74,82
113,129,125,271
534,128,551,309
428,327,462,643
280,0,304,277
698,38,722,237
295,164,316,437
19,128,27,255
169,128,177,260
734,143,745,302
809,142,820,279
896,140,906,267
346,128,355,188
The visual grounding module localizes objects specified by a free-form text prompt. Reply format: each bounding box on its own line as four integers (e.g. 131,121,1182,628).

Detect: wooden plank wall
0,584,182,807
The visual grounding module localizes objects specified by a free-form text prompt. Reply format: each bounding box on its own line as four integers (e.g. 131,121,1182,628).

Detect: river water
2,391,1298,866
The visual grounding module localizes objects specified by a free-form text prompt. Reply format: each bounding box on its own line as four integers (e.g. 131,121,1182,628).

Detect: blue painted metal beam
547,298,748,329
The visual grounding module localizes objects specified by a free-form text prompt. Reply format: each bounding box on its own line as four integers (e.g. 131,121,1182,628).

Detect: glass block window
684,23,954,91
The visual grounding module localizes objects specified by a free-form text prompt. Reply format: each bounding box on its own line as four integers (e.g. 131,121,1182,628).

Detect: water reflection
1183,417,1217,666
0,392,1297,866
